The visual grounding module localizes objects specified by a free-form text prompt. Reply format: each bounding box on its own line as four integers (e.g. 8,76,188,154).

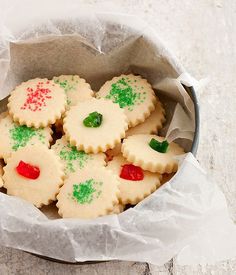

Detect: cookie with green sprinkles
51,136,106,176
97,74,157,127
56,167,120,219
0,115,52,162
122,134,185,174
53,75,94,109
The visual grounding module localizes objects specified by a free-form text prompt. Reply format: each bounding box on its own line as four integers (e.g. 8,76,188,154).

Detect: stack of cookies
0,74,184,219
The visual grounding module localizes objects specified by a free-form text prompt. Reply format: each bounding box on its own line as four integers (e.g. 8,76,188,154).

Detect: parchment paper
0,0,235,265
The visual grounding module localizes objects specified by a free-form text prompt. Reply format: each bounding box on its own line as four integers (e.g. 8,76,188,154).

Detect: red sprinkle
20,81,52,112
120,164,144,181
16,161,40,180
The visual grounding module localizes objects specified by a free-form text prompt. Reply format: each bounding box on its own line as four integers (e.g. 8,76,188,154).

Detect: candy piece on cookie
8,78,66,128
107,155,161,204
122,135,185,174
63,98,128,153
52,136,106,176
3,145,64,208
0,115,52,162
0,161,4,188
97,74,157,127
57,167,120,219
125,98,166,137
53,75,94,108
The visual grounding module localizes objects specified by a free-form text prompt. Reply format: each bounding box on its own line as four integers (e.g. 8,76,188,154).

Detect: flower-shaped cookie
63,98,128,153
57,167,120,219
0,115,52,162
122,135,185,173
107,155,161,204
97,74,157,127
3,145,64,207
8,78,66,128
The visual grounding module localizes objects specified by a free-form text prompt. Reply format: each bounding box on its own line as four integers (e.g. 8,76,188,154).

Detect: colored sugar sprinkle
71,179,103,204
21,81,52,111
59,144,91,173
9,125,45,151
105,78,146,111
54,76,79,105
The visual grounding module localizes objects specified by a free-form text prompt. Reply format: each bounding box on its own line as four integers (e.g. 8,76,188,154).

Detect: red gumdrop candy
120,164,144,181
16,161,40,180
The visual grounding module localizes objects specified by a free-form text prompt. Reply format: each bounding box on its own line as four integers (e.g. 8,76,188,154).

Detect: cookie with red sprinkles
8,78,66,128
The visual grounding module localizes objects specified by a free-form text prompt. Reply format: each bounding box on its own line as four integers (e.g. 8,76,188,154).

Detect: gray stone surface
1,0,236,274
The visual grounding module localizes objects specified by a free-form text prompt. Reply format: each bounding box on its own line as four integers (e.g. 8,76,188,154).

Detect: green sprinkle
71,179,103,204
149,138,169,153
9,125,45,151
105,78,146,111
83,111,103,128
59,144,91,173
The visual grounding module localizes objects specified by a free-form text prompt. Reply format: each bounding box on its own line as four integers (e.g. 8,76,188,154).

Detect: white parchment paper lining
0,0,235,265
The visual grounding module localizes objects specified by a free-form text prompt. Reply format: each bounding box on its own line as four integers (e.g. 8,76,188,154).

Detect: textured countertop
1,0,236,274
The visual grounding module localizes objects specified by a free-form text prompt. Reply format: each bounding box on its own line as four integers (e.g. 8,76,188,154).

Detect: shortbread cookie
126,99,166,137
0,161,4,188
8,78,66,128
122,135,185,174
0,115,52,162
107,155,161,204
52,136,106,176
53,75,94,108
64,98,128,153
3,145,64,207
97,74,157,127
57,167,120,219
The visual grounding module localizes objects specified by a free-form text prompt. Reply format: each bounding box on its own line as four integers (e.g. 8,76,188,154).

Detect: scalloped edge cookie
63,98,128,153
3,145,65,208
107,155,161,204
122,134,185,174
97,74,157,127
8,78,66,128
56,167,120,219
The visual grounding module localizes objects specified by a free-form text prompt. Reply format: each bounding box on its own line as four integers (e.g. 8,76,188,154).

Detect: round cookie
3,145,64,208
8,78,66,128
63,98,128,153
53,75,94,108
125,99,166,137
56,167,120,219
52,136,106,176
107,155,161,204
0,115,52,162
122,135,185,174
97,74,157,127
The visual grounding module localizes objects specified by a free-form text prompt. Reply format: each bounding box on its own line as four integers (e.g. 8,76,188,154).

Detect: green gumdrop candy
149,138,169,153
83,112,103,128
